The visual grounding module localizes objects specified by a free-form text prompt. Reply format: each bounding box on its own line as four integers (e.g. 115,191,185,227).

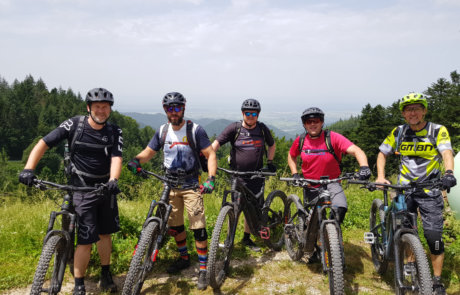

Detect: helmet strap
87,104,109,126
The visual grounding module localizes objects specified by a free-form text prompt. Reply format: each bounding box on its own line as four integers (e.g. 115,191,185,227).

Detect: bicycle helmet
399,92,427,111
241,98,261,112
301,107,324,123
162,92,186,106
85,88,114,106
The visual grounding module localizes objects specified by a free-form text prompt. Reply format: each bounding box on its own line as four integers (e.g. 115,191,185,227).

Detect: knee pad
168,225,185,237
193,228,208,241
424,230,444,255
332,207,348,224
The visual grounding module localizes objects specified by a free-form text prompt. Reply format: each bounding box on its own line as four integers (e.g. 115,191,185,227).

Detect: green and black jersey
379,122,452,193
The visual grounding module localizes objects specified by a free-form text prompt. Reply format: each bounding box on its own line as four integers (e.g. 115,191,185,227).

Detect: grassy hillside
1,174,459,294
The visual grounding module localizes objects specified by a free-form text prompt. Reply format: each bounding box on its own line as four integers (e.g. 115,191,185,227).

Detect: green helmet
399,93,428,111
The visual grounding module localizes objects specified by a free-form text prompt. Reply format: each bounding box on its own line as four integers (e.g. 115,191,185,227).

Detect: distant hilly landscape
122,112,296,139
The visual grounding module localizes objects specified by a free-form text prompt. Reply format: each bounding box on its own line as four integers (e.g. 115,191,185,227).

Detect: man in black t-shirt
212,98,276,251
19,88,123,295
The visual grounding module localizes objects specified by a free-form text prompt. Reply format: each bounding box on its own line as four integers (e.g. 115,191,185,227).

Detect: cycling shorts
406,191,444,233
73,191,120,245
303,182,347,209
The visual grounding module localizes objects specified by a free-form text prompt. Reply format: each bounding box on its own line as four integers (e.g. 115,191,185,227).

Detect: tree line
0,72,458,193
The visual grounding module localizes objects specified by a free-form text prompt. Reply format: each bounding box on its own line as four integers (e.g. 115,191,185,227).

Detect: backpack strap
258,122,268,158
186,120,203,172
232,121,243,146
394,124,408,155
69,115,86,157
426,122,439,154
324,130,340,165
159,123,170,150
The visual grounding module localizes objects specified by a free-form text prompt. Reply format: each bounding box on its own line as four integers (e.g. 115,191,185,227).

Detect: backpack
64,115,114,182
297,129,340,165
394,122,439,156
158,120,208,172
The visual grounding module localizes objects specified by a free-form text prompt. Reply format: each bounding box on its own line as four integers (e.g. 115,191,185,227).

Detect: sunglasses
165,105,184,113
305,118,322,125
244,112,258,117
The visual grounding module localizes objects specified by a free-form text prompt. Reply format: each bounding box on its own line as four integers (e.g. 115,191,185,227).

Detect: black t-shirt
216,121,274,171
43,116,123,178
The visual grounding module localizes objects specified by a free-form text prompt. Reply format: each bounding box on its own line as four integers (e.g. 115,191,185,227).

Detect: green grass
1,177,460,294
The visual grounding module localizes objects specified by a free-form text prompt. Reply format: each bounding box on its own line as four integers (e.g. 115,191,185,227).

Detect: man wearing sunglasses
127,92,217,290
287,107,370,262
212,98,276,252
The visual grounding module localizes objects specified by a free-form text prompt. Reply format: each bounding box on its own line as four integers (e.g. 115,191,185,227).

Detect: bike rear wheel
370,198,388,274
207,205,236,289
263,190,288,251
122,221,160,295
30,235,67,295
284,194,304,261
323,223,345,295
394,233,433,295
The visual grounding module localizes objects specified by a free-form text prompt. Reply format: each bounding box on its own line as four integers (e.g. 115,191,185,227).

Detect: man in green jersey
376,93,456,295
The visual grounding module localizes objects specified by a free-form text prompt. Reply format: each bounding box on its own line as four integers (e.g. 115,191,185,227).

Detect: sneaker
197,270,208,290
241,237,261,252
99,271,118,293
73,285,86,295
307,250,321,264
433,276,446,295
166,257,191,274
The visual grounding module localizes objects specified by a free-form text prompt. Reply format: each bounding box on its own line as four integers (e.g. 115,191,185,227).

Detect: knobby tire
370,198,388,274
122,222,159,295
263,190,287,251
284,194,304,261
324,223,345,295
394,233,433,295
30,235,66,295
207,205,236,290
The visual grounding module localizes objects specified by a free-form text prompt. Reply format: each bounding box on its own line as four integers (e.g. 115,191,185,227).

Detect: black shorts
406,191,444,233
73,191,120,245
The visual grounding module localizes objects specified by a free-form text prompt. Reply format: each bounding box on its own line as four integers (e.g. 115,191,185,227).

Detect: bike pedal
363,232,375,244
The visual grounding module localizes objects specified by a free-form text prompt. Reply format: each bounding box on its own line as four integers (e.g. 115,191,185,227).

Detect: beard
168,113,184,126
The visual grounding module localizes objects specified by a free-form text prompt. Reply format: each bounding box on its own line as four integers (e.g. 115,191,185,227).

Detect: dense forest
0,71,459,193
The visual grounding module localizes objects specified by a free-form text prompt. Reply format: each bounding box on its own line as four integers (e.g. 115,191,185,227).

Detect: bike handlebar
348,179,444,192
217,167,276,178
33,179,105,193
280,173,356,187
139,169,199,188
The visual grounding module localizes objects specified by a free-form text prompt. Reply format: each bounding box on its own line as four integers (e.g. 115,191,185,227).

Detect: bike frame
218,167,276,241
32,179,102,294
282,176,347,273
351,179,443,292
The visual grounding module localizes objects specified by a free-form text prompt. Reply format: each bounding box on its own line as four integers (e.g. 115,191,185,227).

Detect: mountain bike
349,179,443,294
207,167,288,290
29,179,107,295
122,169,199,295
280,174,355,295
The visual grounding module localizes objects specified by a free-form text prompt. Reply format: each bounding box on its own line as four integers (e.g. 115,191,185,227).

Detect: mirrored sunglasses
244,112,258,117
165,105,184,113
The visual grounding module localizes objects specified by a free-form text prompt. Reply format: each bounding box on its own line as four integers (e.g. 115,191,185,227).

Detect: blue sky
1,0,459,119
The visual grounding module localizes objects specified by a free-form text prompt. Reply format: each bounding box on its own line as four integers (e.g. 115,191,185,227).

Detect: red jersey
289,131,353,180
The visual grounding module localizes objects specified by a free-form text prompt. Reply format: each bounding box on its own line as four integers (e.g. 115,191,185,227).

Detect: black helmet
85,88,114,106
301,107,324,123
162,92,186,106
241,98,261,111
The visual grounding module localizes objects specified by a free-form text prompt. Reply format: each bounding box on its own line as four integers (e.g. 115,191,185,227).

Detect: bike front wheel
30,235,67,295
370,198,388,274
323,223,345,295
284,194,305,261
394,233,433,295
207,205,236,290
122,221,160,295
263,190,288,251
